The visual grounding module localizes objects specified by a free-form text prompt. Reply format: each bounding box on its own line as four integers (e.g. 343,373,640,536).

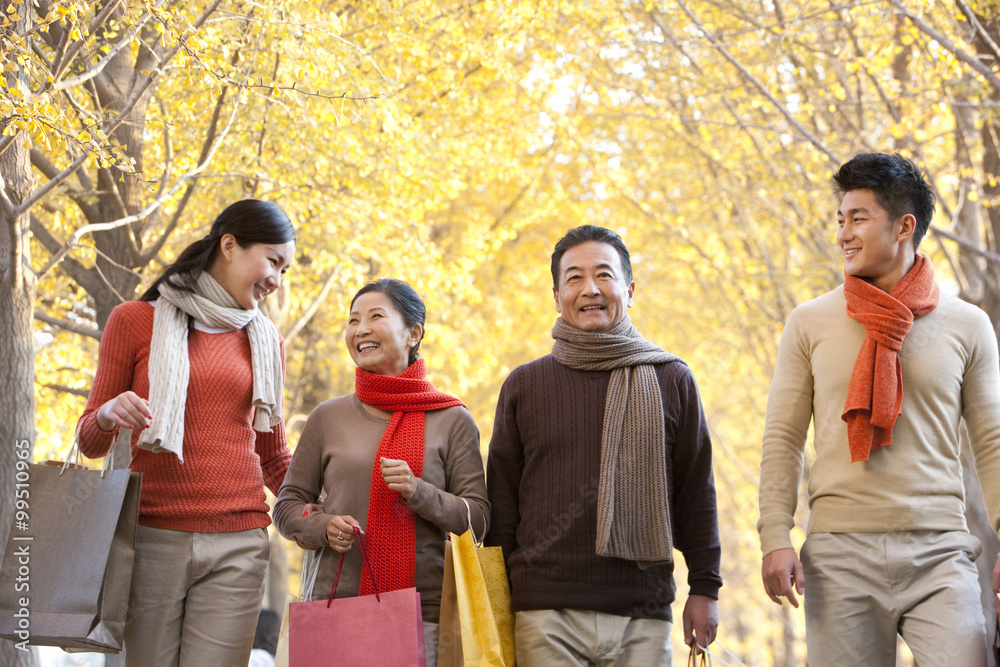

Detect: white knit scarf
140,271,284,462
551,314,681,569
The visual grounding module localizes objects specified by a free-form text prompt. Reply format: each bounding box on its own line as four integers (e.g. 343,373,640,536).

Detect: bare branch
283,271,340,347
37,382,91,399
209,15,391,84
0,171,16,220
0,136,14,160
13,152,90,219
954,0,1000,67
38,96,242,273
28,149,101,222
51,0,162,91
931,224,1000,265
34,311,101,341
12,0,227,221
49,0,129,87
673,0,842,166
140,85,232,262
890,0,1000,92
29,214,106,294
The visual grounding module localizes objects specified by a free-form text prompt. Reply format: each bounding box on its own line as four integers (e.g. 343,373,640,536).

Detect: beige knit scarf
140,271,283,462
551,314,681,569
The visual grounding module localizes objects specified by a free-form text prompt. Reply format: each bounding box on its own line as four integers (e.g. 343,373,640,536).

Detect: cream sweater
758,286,1000,556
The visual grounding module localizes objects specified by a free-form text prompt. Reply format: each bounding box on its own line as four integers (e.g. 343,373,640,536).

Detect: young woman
273,278,489,665
77,199,295,666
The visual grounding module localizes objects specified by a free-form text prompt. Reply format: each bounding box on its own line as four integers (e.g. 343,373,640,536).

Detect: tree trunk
0,2,39,662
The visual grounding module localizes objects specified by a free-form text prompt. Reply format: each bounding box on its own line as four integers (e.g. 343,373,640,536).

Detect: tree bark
0,3,40,663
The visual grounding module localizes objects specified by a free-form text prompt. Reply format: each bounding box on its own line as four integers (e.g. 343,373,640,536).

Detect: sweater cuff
305,513,332,548
404,478,429,511
77,415,117,459
758,513,795,557
688,581,721,600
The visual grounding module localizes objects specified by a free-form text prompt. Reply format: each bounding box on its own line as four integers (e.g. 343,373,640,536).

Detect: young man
758,152,1000,664
487,225,721,665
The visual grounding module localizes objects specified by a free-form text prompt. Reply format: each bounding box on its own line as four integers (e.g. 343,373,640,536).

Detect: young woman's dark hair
351,278,426,366
141,199,295,301
550,225,633,288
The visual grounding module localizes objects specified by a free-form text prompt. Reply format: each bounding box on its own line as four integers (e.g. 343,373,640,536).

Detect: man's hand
762,547,805,608
682,594,718,650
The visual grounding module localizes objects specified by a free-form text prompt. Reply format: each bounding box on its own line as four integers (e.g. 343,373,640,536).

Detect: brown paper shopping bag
0,429,140,652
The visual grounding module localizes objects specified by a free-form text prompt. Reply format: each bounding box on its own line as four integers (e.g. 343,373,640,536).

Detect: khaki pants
514,608,672,666
124,526,270,667
802,530,987,667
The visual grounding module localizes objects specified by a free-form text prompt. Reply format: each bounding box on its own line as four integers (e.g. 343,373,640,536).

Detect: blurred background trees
5,1,1000,664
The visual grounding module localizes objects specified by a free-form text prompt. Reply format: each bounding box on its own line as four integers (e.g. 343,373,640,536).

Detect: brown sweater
77,300,290,532
486,354,721,622
273,394,489,623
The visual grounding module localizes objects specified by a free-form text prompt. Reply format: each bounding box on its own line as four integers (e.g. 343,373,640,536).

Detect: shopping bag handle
61,424,130,478
327,526,380,607
460,497,486,545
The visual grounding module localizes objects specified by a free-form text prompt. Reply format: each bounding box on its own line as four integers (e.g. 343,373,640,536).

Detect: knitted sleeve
961,310,1000,538
257,420,291,496
272,404,328,548
256,337,291,495
757,308,814,556
664,363,722,599
484,369,524,561
77,303,142,459
405,407,489,538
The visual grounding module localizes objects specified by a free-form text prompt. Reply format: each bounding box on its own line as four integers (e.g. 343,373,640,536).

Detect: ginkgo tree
15,0,1000,665
2,1,382,662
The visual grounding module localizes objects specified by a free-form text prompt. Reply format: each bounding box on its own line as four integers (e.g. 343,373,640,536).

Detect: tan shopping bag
0,429,140,652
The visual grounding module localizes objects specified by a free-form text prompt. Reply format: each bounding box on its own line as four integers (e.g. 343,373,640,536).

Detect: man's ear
553,287,563,314
896,214,916,244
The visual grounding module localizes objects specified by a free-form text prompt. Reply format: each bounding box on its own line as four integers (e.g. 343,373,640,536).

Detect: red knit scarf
354,359,464,595
842,253,939,462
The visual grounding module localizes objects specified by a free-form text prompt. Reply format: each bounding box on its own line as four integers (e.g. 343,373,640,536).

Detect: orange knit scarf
842,253,939,462
354,360,463,595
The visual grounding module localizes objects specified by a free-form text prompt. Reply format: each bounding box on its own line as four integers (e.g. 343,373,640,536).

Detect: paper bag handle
327,526,379,607
62,423,131,478
460,497,486,546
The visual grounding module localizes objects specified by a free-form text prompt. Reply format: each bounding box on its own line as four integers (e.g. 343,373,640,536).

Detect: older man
486,225,722,665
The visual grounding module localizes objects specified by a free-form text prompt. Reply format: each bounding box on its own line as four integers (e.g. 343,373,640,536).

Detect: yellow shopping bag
438,499,515,667
452,529,515,666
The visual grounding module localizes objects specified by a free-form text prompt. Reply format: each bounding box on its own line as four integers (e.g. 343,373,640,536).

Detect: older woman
273,278,489,664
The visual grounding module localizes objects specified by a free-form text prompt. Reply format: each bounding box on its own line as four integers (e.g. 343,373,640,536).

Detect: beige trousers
514,608,672,666
124,525,270,667
802,530,987,667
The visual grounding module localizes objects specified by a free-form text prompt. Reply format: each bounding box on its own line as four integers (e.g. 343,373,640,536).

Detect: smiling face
837,189,916,293
553,240,635,333
208,235,295,310
345,291,423,377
